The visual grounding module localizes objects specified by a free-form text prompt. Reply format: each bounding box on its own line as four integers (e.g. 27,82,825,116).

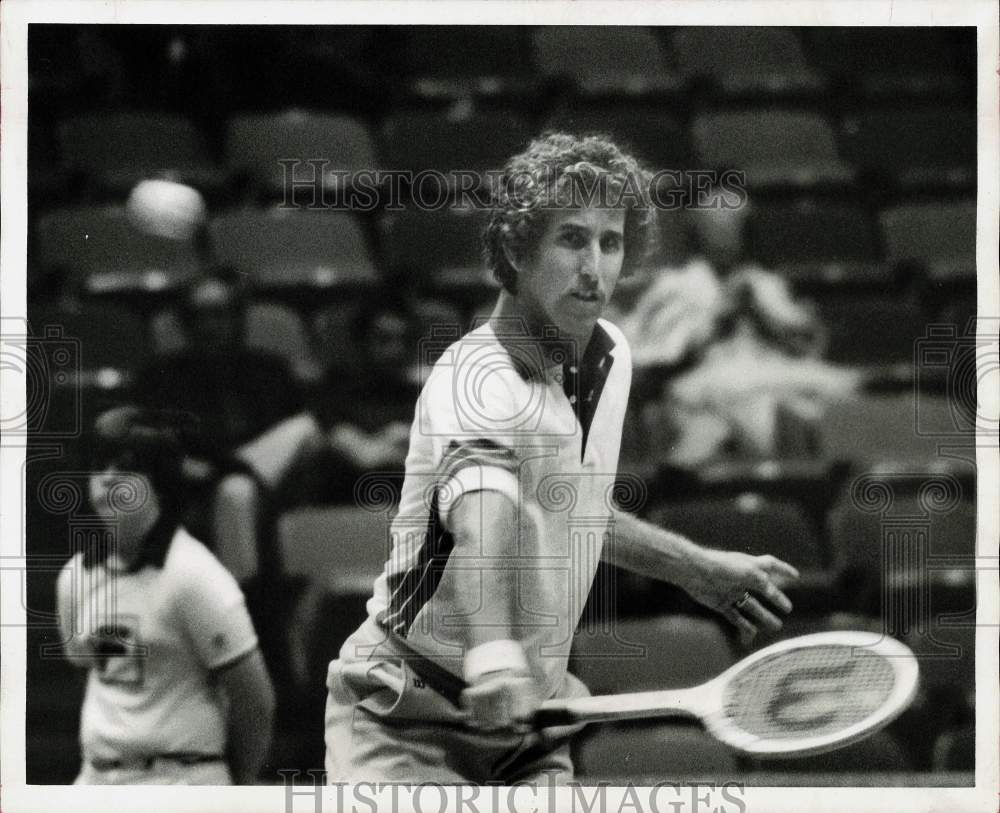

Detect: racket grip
533,705,578,728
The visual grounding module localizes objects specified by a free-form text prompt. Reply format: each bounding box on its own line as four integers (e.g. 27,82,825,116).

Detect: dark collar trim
506,322,617,382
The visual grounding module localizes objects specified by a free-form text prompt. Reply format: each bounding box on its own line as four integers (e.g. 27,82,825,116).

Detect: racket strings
723,645,897,741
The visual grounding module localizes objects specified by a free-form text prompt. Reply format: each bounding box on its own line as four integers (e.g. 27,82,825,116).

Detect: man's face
514,206,626,345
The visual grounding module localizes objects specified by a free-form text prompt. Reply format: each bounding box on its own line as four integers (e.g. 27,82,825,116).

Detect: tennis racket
539,630,919,757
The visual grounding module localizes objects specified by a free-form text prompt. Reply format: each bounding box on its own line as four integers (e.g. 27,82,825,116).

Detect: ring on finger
733,590,752,610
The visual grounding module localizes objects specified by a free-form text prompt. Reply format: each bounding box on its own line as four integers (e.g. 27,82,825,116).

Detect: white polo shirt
57,527,258,761
339,317,631,700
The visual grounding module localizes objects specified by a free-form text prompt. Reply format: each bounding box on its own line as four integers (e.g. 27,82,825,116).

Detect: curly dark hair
484,132,656,294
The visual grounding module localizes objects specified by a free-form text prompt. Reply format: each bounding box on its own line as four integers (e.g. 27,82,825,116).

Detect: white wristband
464,640,529,683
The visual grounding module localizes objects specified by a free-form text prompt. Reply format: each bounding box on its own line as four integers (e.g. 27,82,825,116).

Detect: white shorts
324,654,587,785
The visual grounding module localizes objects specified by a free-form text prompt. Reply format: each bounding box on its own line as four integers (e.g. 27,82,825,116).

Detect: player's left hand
679,549,799,644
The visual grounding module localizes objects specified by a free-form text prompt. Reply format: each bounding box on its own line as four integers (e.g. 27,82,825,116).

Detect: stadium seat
147,308,186,355
380,110,532,184
399,27,532,99
277,505,391,596
276,505,395,704
828,491,977,572
413,297,467,345
840,107,976,190
692,110,854,189
36,206,201,294
29,122,70,204
747,200,886,285
647,494,826,573
244,301,321,380
904,622,975,763
804,28,971,98
29,301,149,378
640,493,833,614
208,208,377,290
570,614,735,695
225,111,377,199
574,723,739,782
149,300,317,376
811,289,927,365
309,297,367,369
932,725,975,771
750,730,912,773
827,465,977,625
529,26,679,94
401,26,529,78
879,201,977,281
651,211,693,268
821,393,962,465
905,623,976,697
57,111,224,194
684,458,838,541
671,27,824,96
543,102,690,173
936,285,977,333
379,205,494,288
25,625,86,784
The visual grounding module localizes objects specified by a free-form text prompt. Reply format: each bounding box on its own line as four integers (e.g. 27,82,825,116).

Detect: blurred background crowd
24,25,980,784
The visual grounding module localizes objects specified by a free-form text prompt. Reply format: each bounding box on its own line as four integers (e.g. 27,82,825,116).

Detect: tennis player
56,406,275,784
324,133,799,784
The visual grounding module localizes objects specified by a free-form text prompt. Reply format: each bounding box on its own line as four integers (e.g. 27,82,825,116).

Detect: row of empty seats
33,197,976,295
748,198,976,283
417,26,973,95
273,463,977,615
31,26,974,107
35,102,976,199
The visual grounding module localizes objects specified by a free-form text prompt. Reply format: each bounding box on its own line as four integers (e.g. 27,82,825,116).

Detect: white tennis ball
126,179,207,241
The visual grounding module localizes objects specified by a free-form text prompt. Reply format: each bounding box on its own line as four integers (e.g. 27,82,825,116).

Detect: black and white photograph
1,3,997,812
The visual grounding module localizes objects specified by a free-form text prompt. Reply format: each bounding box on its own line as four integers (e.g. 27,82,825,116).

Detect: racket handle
535,687,705,727
533,706,579,727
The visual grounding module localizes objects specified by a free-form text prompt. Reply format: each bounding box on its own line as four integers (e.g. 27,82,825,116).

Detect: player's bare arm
603,510,800,643
215,648,275,784
446,489,544,731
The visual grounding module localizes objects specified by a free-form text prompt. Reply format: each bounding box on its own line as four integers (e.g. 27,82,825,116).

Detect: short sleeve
172,539,259,670
56,557,91,666
420,345,526,523
56,561,74,640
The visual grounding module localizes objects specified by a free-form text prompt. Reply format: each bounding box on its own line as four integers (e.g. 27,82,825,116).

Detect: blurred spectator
135,267,304,580
647,269,860,468
617,189,860,472
618,185,760,367
185,294,426,581
137,267,302,459
281,295,424,506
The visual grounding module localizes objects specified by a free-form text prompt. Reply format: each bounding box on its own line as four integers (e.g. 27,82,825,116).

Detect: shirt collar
504,322,617,383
